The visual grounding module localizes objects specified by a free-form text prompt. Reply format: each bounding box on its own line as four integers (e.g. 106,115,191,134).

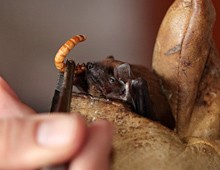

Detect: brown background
0,0,219,112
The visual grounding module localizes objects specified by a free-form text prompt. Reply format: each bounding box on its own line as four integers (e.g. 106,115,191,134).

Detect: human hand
0,77,113,170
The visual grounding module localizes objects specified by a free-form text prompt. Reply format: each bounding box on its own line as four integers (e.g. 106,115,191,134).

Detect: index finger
0,77,36,117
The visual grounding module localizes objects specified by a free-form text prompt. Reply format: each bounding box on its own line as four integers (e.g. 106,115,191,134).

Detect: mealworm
54,35,86,72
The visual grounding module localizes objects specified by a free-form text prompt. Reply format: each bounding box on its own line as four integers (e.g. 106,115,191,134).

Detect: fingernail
93,120,113,136
93,119,111,127
36,117,76,147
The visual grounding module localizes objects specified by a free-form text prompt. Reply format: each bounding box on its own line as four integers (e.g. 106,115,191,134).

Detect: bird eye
109,77,116,84
87,62,94,70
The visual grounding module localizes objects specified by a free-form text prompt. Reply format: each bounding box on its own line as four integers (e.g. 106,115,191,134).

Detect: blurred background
0,0,219,112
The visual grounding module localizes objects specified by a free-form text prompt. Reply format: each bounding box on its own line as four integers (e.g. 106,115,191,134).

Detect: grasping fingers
0,113,88,170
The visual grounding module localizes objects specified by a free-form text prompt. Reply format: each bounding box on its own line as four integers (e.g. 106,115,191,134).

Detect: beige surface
71,94,220,170
153,0,220,139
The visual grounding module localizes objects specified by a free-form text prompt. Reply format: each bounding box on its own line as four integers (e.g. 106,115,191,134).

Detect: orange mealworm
54,35,87,72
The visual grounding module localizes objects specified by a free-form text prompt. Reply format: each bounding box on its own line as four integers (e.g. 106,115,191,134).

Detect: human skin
0,77,113,170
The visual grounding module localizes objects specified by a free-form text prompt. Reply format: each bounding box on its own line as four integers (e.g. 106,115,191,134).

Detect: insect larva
54,34,86,72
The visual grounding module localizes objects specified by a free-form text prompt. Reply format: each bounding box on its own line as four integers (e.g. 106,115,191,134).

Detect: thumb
0,113,87,170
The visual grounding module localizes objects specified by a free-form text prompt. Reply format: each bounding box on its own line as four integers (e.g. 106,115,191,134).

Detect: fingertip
70,119,113,170
91,119,113,143
0,76,4,83
0,77,36,117
0,77,19,101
